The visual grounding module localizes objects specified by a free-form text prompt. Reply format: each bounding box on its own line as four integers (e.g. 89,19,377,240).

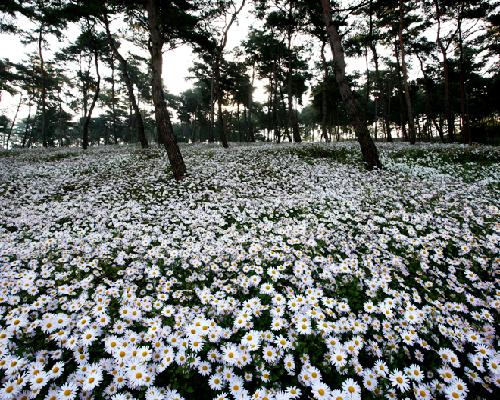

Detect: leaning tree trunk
103,14,147,148
145,0,186,180
398,0,416,144
82,50,101,150
320,0,381,170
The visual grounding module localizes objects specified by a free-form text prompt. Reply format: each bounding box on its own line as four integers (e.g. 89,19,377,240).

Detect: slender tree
210,0,247,148
5,94,21,148
145,0,186,180
319,0,381,169
397,0,416,144
82,44,100,150
433,0,455,142
102,13,148,148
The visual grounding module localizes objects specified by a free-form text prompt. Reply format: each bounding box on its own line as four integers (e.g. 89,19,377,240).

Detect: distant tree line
0,0,498,178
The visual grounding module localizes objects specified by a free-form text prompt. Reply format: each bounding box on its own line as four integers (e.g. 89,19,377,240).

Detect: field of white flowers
0,143,498,400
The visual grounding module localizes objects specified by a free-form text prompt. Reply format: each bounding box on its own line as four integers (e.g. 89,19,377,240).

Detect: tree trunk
248,61,255,141
279,87,292,142
457,5,470,145
103,14,147,148
398,0,416,144
368,1,380,141
287,3,301,143
104,124,109,145
38,26,48,147
56,87,63,146
22,99,32,148
271,69,280,143
6,95,21,148
110,52,117,144
192,106,198,143
208,63,215,143
236,102,241,141
365,46,370,106
293,108,300,142
320,41,329,142
385,118,393,142
417,54,442,142
434,0,455,142
384,73,393,142
433,117,444,140
82,50,100,150
214,56,228,148
145,0,186,181
393,43,407,141
320,0,381,170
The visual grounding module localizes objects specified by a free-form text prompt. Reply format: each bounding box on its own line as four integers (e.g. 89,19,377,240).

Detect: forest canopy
0,0,498,173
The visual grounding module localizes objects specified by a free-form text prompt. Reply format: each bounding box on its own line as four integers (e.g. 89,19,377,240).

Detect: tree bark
287,1,301,143
6,95,21,148
279,87,292,142
457,3,470,145
212,0,246,147
271,67,280,143
434,0,455,142
433,116,444,140
192,105,198,143
22,99,32,148
368,0,380,141
393,42,408,141
383,68,393,142
247,61,255,141
320,41,329,142
38,25,48,147
398,0,416,144
82,49,100,150
103,14,147,148
208,62,215,142
56,87,63,146
417,54,442,142
110,52,117,144
320,0,381,169
145,0,186,180
214,56,228,148
237,102,241,141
